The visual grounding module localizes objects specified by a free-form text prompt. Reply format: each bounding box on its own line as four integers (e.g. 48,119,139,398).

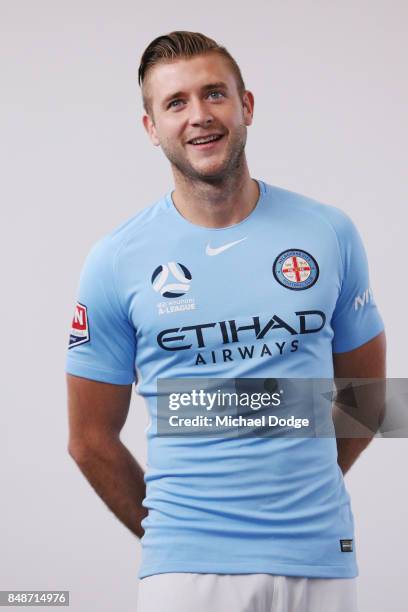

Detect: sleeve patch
68,302,90,348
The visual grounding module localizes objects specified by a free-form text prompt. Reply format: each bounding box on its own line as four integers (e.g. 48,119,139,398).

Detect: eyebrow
161,81,229,107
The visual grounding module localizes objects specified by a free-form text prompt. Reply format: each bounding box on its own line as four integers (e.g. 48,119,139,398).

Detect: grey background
1,1,407,610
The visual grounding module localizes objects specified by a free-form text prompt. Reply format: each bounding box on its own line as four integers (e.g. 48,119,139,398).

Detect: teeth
191,134,221,145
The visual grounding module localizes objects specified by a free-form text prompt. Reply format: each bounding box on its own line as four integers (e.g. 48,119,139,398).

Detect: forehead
146,53,237,101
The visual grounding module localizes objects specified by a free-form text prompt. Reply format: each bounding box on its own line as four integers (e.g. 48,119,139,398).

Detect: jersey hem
138,561,358,580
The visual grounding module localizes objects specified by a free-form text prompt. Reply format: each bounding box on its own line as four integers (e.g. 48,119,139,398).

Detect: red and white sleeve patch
68,302,90,348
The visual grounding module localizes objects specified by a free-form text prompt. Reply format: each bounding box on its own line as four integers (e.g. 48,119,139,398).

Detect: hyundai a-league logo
273,249,319,290
151,262,192,298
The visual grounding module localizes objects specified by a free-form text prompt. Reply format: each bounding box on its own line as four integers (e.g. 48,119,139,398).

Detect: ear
142,112,160,146
242,90,255,127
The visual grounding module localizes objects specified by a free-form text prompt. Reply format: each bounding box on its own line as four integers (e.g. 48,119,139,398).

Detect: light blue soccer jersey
66,180,384,579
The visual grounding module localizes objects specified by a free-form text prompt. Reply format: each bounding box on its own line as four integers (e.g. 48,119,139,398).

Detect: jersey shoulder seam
266,184,348,276
110,201,175,321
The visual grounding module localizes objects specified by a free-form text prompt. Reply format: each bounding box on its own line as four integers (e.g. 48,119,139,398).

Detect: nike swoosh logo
205,237,247,256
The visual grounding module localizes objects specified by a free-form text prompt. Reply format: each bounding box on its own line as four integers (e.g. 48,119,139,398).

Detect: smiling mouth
187,134,225,149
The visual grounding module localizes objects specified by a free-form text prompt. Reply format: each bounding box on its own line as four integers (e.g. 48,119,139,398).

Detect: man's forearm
69,438,148,538
332,388,382,475
335,435,373,475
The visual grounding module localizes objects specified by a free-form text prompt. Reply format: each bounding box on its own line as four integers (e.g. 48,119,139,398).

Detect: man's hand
67,374,148,538
333,330,386,475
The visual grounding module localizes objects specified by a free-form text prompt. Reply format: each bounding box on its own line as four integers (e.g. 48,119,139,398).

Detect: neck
170,162,259,229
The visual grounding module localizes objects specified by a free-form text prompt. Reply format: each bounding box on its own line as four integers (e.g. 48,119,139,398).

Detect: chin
192,159,229,176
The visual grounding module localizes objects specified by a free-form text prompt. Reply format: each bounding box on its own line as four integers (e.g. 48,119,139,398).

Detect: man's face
142,53,254,183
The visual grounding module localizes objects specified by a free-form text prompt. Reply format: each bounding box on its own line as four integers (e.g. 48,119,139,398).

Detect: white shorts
136,572,358,612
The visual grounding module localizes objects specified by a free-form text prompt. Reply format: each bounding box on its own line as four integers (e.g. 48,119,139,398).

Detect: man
66,31,386,612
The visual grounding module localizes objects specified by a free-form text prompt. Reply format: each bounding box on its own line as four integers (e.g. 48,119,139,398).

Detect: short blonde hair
138,31,246,117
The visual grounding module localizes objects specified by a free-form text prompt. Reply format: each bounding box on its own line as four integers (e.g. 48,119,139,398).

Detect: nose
188,97,214,127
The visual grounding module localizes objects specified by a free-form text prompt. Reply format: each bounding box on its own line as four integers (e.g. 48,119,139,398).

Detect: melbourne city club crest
273,249,319,290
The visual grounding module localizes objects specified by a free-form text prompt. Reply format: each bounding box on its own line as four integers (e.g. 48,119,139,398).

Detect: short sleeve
330,211,384,353
65,238,137,384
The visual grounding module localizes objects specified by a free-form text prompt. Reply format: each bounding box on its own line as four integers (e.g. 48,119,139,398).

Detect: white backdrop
1,1,407,611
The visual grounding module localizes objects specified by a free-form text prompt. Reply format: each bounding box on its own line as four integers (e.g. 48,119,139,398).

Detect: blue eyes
168,91,225,109
207,91,225,100
209,91,225,100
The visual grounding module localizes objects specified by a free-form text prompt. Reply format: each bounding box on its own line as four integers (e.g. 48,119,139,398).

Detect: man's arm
67,374,148,538
332,330,386,475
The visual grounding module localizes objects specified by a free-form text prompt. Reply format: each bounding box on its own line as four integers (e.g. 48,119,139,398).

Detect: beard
159,123,248,185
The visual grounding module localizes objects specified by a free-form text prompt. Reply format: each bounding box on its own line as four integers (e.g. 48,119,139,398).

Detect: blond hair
138,31,246,117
